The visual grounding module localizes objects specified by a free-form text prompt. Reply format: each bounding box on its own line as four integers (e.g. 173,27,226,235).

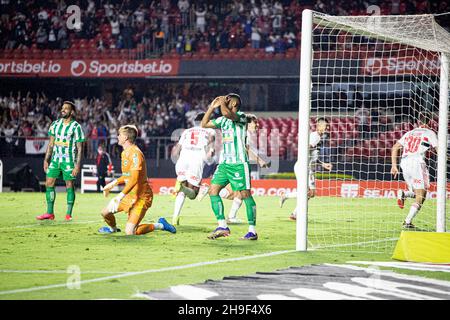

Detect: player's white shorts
293,161,315,190
175,155,204,187
400,158,430,191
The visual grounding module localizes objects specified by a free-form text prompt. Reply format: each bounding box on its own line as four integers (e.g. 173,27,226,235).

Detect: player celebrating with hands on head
99,125,176,235
37,101,85,221
390,112,438,229
279,117,333,220
198,114,270,224
201,94,259,240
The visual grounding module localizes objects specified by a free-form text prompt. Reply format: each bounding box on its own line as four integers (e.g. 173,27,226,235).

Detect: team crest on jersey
66,165,71,170
235,172,240,177
123,160,129,166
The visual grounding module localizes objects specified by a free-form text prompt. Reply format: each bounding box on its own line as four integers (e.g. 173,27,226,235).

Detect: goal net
296,10,449,252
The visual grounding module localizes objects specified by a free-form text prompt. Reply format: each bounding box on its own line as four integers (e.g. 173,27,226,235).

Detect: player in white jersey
279,118,333,220
171,112,215,225
390,112,438,229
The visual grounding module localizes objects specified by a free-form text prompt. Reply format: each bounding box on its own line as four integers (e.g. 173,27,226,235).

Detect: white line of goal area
0,237,399,296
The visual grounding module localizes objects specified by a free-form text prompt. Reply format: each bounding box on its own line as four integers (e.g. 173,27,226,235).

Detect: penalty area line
0,249,296,296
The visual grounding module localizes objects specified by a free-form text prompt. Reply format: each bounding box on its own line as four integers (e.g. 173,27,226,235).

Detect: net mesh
303,12,449,252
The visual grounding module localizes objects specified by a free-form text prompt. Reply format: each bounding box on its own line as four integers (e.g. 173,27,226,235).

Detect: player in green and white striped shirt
201,94,258,240
36,101,85,221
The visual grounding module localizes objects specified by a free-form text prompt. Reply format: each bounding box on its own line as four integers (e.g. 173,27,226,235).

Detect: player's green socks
244,197,257,226
46,186,56,214
210,195,225,221
66,187,75,216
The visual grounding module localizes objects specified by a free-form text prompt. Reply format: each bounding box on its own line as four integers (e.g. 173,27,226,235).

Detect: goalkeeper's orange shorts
118,190,153,225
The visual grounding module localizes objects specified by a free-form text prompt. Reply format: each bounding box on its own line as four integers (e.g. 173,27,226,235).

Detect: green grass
0,192,448,300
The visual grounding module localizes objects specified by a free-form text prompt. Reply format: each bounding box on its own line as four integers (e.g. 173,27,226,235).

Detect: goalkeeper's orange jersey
119,144,152,198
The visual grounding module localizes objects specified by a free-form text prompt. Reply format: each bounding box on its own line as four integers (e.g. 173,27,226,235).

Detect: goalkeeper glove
106,192,125,213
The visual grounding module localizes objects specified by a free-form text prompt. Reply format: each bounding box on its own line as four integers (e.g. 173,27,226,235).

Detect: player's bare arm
321,162,333,171
220,96,240,121
206,133,215,159
43,135,55,172
247,146,270,168
171,143,182,160
390,142,402,178
72,141,84,177
201,97,221,128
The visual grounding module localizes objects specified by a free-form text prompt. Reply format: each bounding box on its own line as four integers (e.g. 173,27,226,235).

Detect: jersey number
190,131,199,145
404,136,421,153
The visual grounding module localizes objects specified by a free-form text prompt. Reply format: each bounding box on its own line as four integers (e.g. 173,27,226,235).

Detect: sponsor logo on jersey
55,141,70,147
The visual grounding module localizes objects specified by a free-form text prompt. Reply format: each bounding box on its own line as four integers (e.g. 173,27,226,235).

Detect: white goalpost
297,9,449,252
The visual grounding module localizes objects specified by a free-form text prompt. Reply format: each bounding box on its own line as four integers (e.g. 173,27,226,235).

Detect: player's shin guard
405,202,421,224
210,195,225,221
66,187,75,216
244,197,257,226
46,186,56,214
180,184,197,200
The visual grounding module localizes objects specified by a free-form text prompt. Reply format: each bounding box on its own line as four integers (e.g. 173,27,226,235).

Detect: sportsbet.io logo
365,57,383,75
71,60,87,77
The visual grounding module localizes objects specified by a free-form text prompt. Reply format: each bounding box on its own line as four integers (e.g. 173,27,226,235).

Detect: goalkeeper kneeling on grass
98,125,176,235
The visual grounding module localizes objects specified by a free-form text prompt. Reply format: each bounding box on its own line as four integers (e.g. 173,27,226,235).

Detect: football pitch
0,192,448,300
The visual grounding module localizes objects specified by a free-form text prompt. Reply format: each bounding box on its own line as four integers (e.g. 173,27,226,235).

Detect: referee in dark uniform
96,144,112,192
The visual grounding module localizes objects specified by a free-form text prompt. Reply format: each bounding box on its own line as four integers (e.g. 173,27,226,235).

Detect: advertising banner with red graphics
361,56,440,76
0,59,179,78
25,137,49,154
150,178,450,199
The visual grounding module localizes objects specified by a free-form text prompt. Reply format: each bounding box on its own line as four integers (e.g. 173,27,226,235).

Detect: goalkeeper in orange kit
98,125,176,235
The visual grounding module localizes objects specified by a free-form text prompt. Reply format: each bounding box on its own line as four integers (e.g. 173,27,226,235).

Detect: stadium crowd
1,0,449,57
0,84,237,158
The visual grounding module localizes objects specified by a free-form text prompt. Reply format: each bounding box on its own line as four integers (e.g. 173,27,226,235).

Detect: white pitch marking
348,261,450,272
323,282,386,300
351,277,446,300
0,249,296,296
291,288,362,300
170,285,219,300
325,264,450,288
257,294,302,300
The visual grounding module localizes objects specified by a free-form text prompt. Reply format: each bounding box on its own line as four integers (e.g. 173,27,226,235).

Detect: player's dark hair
246,113,258,123
316,117,329,123
226,93,241,109
195,112,206,122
